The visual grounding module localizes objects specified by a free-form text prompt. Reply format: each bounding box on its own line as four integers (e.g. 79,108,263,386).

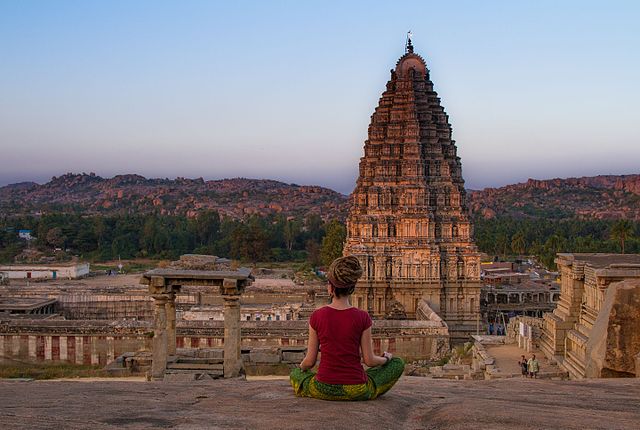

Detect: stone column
222,279,243,378
166,292,177,356
151,294,169,380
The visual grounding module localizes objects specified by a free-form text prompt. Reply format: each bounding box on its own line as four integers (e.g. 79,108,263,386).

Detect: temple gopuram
344,36,481,342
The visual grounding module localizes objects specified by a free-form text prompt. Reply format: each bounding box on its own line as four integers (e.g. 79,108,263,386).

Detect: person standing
527,354,540,378
518,355,528,378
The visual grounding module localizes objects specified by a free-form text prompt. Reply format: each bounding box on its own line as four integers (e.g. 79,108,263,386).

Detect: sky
1,1,639,194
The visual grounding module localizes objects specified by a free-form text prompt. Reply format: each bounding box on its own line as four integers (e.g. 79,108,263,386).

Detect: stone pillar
166,292,177,356
151,294,169,380
223,278,243,378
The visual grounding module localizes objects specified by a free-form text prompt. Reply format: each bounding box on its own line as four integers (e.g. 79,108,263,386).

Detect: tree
283,219,301,251
494,233,510,259
511,231,527,256
304,214,324,242
305,239,322,266
610,219,635,253
193,210,220,247
320,220,346,266
230,216,269,263
46,227,66,248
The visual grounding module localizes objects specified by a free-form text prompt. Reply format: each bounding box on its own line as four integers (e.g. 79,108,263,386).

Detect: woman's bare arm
299,324,319,371
360,327,392,367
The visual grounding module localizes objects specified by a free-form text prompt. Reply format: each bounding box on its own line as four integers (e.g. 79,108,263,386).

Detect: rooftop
557,253,640,268
0,297,57,312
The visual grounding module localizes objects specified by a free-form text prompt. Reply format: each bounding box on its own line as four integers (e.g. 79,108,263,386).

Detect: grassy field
0,361,109,380
91,259,159,273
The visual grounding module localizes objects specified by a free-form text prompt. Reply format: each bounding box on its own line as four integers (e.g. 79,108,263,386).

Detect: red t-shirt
309,306,372,385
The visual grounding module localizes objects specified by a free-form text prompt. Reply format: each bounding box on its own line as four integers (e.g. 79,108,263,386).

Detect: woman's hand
382,351,393,363
361,328,393,367
299,324,319,371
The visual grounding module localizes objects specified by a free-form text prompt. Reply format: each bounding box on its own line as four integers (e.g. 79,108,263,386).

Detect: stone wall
506,316,544,352
0,320,152,366
540,253,640,378
0,318,449,366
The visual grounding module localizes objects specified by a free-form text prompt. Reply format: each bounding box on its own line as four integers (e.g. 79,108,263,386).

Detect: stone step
173,358,223,365
166,363,224,370
163,369,223,382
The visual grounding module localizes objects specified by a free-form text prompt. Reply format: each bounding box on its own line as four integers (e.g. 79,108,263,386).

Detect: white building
0,262,90,280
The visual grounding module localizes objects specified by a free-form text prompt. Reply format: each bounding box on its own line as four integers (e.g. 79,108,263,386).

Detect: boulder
585,279,640,377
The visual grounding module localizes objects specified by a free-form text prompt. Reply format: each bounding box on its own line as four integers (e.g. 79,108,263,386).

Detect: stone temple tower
344,37,481,341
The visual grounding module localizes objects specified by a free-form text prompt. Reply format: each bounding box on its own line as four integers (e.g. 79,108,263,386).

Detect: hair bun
327,255,363,288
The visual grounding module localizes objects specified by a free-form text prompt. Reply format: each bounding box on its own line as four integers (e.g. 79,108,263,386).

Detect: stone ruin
166,254,232,271
140,257,253,380
540,253,640,378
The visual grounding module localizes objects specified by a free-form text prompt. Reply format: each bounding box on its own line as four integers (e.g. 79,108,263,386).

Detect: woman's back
310,306,371,385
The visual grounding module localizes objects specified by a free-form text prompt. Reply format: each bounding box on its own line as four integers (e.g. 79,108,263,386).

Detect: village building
482,280,560,322
0,262,90,280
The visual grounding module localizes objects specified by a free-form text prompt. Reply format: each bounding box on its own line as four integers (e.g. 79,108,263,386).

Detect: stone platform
1,377,638,429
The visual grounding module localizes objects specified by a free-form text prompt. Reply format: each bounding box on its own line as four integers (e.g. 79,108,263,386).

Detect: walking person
290,256,405,401
518,355,528,378
527,354,540,378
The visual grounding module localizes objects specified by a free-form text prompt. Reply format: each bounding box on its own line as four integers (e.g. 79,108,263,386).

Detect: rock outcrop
469,174,640,220
1,378,639,429
586,278,640,377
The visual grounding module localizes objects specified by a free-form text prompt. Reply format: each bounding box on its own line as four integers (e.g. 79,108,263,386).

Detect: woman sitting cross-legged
290,255,405,401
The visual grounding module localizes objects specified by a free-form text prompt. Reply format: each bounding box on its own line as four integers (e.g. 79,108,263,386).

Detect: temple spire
405,31,414,54
344,38,481,342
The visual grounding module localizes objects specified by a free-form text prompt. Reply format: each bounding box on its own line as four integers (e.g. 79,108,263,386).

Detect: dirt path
486,344,559,377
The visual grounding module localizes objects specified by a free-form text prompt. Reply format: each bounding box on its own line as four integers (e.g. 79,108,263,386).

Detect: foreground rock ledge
1,377,639,429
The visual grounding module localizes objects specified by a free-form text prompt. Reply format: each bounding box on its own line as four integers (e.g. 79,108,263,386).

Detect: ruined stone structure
482,280,559,320
540,253,640,378
0,253,452,371
345,37,480,341
0,318,449,368
140,267,253,380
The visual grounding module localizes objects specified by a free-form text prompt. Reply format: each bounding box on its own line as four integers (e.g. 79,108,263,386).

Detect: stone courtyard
0,377,638,429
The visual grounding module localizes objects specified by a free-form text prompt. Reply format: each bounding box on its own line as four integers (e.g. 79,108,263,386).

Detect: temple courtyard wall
0,319,449,367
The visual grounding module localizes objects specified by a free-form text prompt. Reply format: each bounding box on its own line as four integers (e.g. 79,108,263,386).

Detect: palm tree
610,219,634,254
495,233,510,259
511,231,526,256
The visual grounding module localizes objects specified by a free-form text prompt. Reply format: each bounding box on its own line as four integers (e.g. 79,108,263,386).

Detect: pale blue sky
1,0,639,194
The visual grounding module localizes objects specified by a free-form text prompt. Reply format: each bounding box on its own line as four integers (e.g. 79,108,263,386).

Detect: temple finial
405,31,414,54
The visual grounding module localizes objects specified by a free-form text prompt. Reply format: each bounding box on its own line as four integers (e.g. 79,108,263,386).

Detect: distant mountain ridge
1,173,639,221
0,173,348,220
468,174,640,220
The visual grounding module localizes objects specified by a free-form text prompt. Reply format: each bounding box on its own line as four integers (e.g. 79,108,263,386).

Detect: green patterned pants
290,357,405,401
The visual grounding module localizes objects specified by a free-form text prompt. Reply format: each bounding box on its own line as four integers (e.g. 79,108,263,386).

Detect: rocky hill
2,172,639,221
0,173,349,220
469,174,640,220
